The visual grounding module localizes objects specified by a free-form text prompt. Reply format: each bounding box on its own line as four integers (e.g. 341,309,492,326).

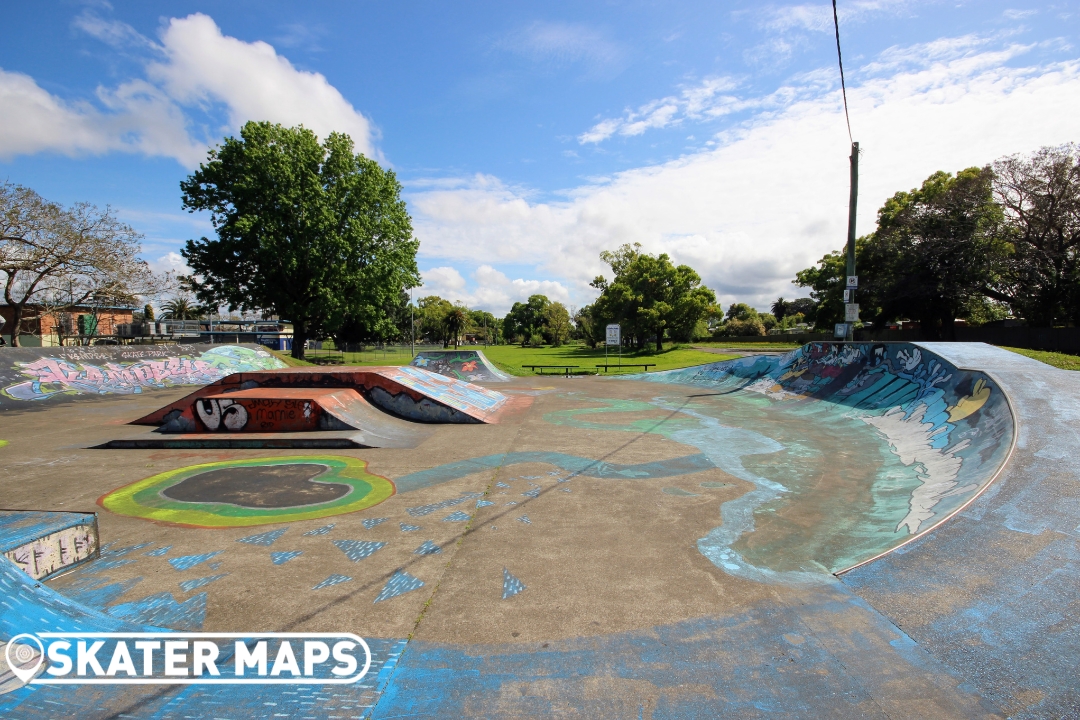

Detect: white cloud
760,0,916,34
145,251,191,281
496,21,623,73
0,12,376,166
148,14,376,158
413,37,1080,311
579,76,742,143
418,265,570,315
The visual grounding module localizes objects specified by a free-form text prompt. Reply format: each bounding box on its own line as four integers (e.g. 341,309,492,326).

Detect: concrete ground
0,343,1075,718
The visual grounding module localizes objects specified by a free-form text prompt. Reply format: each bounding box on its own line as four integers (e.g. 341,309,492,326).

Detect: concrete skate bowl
579,341,1018,583
411,349,512,382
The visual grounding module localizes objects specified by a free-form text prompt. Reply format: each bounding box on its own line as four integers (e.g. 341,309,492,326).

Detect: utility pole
410,287,415,358
844,141,859,342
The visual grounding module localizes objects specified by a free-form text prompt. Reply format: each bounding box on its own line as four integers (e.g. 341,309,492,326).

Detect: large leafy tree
989,144,1080,326
795,240,867,329
180,122,419,359
859,167,1005,339
503,294,550,346
416,295,454,345
543,301,571,346
797,168,1005,338
591,243,715,350
0,183,162,346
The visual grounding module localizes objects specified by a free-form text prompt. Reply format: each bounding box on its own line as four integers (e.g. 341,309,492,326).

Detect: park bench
595,364,655,373
522,364,585,377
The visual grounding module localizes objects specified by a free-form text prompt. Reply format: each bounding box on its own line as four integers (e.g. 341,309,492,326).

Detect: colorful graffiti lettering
2,346,286,402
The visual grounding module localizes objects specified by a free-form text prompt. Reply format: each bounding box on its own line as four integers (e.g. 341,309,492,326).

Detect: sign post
844,275,858,341
606,324,621,369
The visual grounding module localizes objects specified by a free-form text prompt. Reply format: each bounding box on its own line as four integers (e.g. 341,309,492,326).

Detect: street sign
844,303,860,322
843,289,854,303
605,324,621,346
846,276,858,288
834,323,849,338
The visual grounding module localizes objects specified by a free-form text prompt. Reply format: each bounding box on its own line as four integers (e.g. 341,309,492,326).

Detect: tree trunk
291,320,307,360
656,325,663,351
10,304,24,347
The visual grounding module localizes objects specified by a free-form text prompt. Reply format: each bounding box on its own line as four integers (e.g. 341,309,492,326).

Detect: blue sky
2,1,1078,314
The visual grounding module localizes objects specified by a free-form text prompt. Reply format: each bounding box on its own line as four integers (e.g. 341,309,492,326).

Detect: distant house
0,305,135,346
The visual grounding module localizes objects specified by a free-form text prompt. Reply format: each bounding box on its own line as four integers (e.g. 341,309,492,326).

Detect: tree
573,304,601,347
544,301,571,346
0,183,163,346
417,295,453,345
161,296,198,320
334,288,412,348
860,167,1005,339
469,309,498,344
795,244,858,329
591,243,715,350
503,294,550,346
443,306,467,348
989,144,1080,326
771,297,787,321
180,122,419,359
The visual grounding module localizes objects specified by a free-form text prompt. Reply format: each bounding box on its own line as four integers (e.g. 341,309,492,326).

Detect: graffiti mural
99,456,395,528
1,345,286,404
376,366,507,420
0,511,99,581
411,350,512,383
534,342,1015,582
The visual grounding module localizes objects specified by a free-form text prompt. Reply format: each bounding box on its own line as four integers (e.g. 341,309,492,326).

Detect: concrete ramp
113,366,507,448
411,349,513,382
107,386,430,449
133,366,507,429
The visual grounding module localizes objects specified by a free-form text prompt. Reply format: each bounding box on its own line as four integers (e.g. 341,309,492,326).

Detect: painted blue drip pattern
178,574,228,592
333,540,386,562
312,574,353,590
414,540,442,555
167,551,222,571
235,528,287,546
374,570,424,603
502,568,526,599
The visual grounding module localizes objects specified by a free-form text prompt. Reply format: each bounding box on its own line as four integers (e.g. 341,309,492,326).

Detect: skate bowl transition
410,348,513,382
3,340,1078,718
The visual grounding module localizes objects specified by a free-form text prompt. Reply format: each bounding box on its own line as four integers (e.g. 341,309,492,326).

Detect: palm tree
162,296,197,320
443,308,467,348
771,297,788,321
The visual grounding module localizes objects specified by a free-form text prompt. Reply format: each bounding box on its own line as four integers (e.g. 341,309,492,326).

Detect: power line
832,0,853,143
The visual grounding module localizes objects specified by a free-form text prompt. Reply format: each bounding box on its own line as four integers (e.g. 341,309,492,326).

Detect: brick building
0,305,135,346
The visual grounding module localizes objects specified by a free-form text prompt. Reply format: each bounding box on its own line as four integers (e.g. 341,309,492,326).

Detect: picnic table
595,364,655,373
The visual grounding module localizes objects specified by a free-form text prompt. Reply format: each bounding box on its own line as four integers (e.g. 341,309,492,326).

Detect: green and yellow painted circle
99,455,395,528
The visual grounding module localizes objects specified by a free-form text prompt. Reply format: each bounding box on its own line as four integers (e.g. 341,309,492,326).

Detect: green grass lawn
275,340,1080,374
1001,346,1080,371
479,344,734,376
287,343,735,376
693,340,806,350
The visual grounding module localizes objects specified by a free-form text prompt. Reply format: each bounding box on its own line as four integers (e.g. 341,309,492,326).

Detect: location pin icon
5,634,45,685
